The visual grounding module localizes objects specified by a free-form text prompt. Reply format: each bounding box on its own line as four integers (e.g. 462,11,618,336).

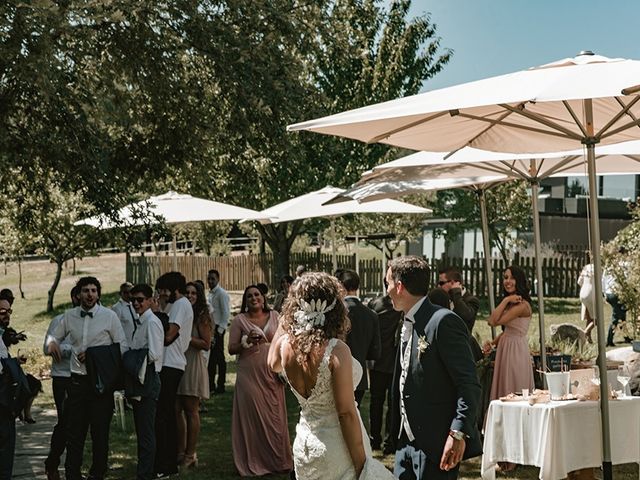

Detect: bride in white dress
268,272,394,480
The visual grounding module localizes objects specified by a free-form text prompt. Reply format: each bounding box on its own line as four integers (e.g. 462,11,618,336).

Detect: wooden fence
126,252,587,298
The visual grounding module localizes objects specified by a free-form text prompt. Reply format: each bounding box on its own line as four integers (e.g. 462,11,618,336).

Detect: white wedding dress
281,337,395,480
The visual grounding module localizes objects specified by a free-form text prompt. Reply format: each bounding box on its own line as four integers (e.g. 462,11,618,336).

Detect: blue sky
415,1,640,91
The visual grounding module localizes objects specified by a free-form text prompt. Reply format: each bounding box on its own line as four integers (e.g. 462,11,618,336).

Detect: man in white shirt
111,282,137,342
0,299,15,480
154,272,193,477
206,269,230,394
47,276,128,480
43,286,80,480
129,283,164,480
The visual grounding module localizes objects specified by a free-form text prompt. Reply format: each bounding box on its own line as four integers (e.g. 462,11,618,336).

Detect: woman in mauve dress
487,265,534,473
488,265,534,400
228,285,293,477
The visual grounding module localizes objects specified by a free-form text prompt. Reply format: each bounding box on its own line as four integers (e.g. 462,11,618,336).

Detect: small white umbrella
77,191,270,269
289,52,640,476
77,190,269,227
258,186,430,273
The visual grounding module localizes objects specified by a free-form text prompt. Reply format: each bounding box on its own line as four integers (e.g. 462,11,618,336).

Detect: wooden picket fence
126,252,587,298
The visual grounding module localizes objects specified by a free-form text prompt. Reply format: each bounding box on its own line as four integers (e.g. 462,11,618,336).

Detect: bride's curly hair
280,272,350,363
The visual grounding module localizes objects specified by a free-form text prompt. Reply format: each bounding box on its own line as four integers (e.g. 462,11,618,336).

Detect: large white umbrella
258,186,430,272
288,52,640,477
77,190,270,269
332,140,640,354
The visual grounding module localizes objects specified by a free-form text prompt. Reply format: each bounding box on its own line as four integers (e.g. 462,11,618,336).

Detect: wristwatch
449,429,465,441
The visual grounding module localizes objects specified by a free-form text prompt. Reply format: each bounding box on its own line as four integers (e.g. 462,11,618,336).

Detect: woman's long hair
186,281,211,328
503,265,532,304
280,272,350,363
240,285,270,313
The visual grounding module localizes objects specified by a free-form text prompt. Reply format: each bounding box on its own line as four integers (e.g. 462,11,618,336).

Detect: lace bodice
282,338,362,425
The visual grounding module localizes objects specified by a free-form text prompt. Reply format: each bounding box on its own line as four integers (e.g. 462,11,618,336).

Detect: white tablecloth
481,397,640,480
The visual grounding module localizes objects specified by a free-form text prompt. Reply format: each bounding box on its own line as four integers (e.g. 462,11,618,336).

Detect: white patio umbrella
77,190,269,227
289,51,640,477
332,140,640,353
77,190,270,268
257,186,430,273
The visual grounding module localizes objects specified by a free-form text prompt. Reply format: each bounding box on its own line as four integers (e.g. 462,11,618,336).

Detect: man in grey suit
336,269,381,406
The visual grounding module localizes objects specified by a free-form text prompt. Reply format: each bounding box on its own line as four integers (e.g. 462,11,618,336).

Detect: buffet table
481,397,640,480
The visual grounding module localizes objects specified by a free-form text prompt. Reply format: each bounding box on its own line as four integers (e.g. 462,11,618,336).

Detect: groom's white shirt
398,295,427,442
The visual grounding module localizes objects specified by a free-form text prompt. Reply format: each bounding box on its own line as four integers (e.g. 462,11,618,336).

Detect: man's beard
168,291,177,304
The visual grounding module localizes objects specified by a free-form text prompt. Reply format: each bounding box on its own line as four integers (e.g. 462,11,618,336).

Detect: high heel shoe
180,453,198,469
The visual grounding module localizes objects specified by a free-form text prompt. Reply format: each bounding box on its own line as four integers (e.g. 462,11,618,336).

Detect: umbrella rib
367,110,449,144
448,110,515,153
498,104,583,140
456,111,573,140
562,101,589,138
599,115,640,140
596,96,640,138
540,155,584,178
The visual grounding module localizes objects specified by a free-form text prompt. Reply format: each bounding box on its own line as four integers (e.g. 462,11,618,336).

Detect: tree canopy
0,0,453,300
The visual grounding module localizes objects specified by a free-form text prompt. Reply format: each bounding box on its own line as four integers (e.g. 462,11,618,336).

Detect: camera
2,327,27,346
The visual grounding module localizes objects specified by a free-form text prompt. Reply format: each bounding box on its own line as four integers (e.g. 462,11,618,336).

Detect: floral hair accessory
293,297,337,332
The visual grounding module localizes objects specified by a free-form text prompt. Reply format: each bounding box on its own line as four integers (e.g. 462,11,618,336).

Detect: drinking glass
617,365,631,398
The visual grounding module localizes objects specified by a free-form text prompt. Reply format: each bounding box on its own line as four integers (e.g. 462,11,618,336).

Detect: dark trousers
64,374,114,480
0,412,16,480
606,293,627,345
394,433,459,480
45,376,71,471
208,330,226,391
369,370,393,448
354,389,365,407
133,396,157,480
154,367,183,475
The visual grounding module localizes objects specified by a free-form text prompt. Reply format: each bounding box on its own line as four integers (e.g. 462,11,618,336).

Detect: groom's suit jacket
390,298,482,461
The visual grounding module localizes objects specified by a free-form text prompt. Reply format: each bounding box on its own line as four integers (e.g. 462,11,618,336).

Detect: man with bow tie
47,276,128,480
387,257,481,480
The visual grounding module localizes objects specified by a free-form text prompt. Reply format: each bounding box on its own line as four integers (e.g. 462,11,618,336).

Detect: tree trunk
17,257,25,299
72,258,76,275
47,259,64,312
256,222,302,281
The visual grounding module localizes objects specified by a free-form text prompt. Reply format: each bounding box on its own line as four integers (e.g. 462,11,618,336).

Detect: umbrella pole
331,218,337,273
355,234,360,276
478,189,496,339
530,177,547,377
584,100,612,480
381,242,387,295
172,234,178,271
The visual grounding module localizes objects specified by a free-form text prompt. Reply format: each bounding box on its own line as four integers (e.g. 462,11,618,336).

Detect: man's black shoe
214,386,225,394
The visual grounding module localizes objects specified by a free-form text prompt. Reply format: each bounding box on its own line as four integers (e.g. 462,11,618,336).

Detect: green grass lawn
4,253,638,479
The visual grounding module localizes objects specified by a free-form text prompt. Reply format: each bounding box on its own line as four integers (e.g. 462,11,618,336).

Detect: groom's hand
440,435,465,471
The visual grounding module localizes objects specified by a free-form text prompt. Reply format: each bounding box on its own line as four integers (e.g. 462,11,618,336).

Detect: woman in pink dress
488,265,534,400
487,266,534,473
228,285,293,477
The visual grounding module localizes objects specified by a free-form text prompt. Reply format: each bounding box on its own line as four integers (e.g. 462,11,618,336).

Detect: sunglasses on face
383,278,389,289
130,297,147,304
0,308,11,315
438,280,447,286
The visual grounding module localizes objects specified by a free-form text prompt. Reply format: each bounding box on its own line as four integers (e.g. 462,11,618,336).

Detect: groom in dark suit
387,256,482,480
